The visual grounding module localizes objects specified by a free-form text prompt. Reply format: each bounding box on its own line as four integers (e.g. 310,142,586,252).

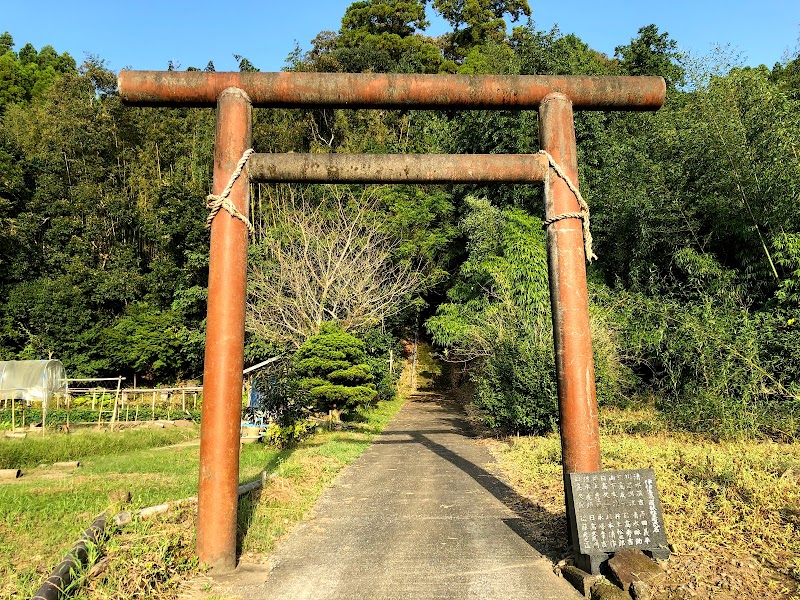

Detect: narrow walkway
226,394,581,600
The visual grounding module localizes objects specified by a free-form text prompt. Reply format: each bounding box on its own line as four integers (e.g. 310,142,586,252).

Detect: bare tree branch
247,187,425,347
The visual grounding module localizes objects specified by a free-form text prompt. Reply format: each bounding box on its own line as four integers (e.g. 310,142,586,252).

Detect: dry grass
485,406,800,600
75,508,199,600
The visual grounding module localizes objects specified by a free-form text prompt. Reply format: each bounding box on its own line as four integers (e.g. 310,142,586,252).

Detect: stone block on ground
591,581,630,600
562,565,602,598
631,580,652,600
608,549,665,592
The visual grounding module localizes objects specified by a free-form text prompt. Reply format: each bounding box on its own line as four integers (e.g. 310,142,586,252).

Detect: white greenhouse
0,360,68,417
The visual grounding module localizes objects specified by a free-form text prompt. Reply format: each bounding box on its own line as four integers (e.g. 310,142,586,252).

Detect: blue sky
3,1,799,73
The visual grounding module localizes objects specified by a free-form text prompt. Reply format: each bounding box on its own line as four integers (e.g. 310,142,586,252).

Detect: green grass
0,426,198,469
1,428,199,598
487,406,800,600
0,395,405,600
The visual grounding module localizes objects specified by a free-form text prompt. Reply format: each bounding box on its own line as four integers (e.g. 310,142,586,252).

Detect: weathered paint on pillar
196,87,252,571
538,92,602,476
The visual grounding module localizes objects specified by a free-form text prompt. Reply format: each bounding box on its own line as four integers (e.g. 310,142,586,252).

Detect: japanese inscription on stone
567,468,668,555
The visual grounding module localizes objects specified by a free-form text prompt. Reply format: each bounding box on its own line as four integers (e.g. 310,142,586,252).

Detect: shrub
292,323,377,413
262,420,313,449
247,360,310,426
473,336,558,434
359,328,402,402
595,248,800,439
427,197,630,434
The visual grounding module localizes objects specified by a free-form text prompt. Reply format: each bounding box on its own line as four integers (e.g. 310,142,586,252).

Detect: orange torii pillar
118,71,665,572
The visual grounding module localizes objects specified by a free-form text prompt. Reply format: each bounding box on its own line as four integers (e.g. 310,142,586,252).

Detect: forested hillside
2,0,799,437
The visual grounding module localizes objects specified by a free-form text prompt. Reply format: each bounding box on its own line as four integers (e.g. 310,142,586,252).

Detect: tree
0,32,14,56
292,322,377,412
102,303,184,381
341,0,428,36
431,0,531,60
324,0,451,73
234,54,258,72
247,188,425,348
614,24,684,87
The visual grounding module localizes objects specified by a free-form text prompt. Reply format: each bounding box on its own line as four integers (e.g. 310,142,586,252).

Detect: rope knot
206,148,255,234
538,149,597,262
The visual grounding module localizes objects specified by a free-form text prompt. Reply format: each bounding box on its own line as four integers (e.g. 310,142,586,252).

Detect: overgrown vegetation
426,197,558,433
1,0,800,437
488,406,800,599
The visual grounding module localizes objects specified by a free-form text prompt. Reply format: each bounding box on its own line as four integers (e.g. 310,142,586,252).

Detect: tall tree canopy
432,0,531,59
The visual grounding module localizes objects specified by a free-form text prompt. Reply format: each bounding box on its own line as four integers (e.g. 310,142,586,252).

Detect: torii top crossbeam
118,70,665,575
119,71,665,110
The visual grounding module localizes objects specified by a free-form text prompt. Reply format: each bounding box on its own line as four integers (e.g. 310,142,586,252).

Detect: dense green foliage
292,323,377,412
0,34,214,382
426,197,557,433
2,2,800,437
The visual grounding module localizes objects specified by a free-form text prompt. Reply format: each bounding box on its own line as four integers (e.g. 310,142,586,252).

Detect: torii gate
118,71,665,572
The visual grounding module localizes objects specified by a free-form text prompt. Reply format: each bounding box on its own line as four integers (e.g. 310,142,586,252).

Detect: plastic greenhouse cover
0,360,67,403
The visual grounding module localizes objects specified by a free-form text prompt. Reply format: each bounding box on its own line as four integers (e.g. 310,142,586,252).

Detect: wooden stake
97,391,104,429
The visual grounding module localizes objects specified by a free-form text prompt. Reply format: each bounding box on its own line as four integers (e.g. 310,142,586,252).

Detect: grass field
486,406,800,600
1,426,207,597
0,424,198,469
0,396,405,599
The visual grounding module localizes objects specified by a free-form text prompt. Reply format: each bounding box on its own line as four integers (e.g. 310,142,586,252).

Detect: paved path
224,394,581,600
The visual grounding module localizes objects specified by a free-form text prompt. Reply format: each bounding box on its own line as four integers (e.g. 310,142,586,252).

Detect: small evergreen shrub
292,323,377,413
